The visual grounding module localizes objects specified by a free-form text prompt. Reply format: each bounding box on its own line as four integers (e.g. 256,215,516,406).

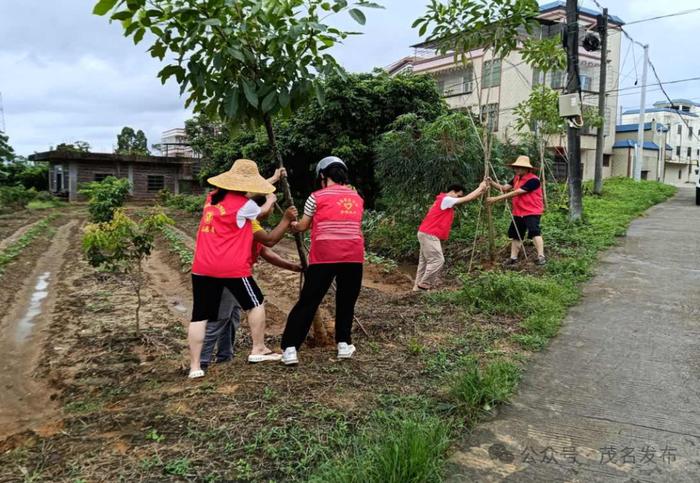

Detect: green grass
27,199,65,210
0,214,58,274
449,359,521,418
310,409,451,483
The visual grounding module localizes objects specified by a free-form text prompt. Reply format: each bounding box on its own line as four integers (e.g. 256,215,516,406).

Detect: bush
0,185,37,211
158,189,206,214
79,176,132,222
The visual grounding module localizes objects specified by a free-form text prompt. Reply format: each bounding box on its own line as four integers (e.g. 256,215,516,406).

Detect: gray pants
200,288,241,368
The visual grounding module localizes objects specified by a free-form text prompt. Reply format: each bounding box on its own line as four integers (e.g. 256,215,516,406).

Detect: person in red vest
486,155,546,266
414,181,487,291
188,159,297,379
281,156,364,365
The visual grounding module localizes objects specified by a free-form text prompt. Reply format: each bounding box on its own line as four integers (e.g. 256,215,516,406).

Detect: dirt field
0,206,522,481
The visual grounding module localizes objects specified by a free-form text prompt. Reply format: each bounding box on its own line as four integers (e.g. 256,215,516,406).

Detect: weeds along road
446,188,700,482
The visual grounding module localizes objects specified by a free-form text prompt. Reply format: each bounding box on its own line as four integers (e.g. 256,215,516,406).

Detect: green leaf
227,47,245,62
133,27,145,44
111,10,133,21
261,91,277,113
242,81,258,108
357,2,383,8
93,0,119,16
224,90,239,118
348,8,366,25
279,90,291,108
314,82,325,105
203,18,222,27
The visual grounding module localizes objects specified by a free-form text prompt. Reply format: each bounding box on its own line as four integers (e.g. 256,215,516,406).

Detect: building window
688,147,692,158
678,169,682,179
550,70,566,89
147,175,165,192
678,125,682,135
462,67,474,94
579,74,593,91
676,146,681,156
481,59,501,88
480,103,499,132
641,171,649,180
94,173,111,182
603,155,611,167
690,126,694,138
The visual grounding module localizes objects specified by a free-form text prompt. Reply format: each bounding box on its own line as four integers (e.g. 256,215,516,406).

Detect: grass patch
311,409,451,483
27,199,65,210
449,359,521,419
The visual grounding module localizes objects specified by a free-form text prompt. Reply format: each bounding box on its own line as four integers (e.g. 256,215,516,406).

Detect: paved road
446,188,700,482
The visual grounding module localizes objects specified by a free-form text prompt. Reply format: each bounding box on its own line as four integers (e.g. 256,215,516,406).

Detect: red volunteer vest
309,185,365,265
418,193,455,241
192,191,255,278
512,173,544,217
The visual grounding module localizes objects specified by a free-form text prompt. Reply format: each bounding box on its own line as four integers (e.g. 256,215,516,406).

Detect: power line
624,7,700,26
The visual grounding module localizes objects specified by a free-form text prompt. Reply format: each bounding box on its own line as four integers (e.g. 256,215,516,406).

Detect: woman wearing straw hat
486,155,546,266
280,156,364,365
187,159,297,378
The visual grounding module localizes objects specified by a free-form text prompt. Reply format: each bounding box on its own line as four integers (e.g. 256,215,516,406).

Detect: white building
160,128,196,158
386,1,624,181
620,99,700,185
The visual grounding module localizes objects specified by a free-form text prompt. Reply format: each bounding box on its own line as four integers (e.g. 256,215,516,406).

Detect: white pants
414,232,445,289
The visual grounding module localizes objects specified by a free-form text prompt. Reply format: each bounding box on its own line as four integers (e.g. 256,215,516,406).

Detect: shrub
0,185,37,211
79,176,131,222
158,189,206,214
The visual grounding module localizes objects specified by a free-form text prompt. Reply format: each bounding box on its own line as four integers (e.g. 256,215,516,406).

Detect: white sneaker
281,347,298,366
337,342,356,359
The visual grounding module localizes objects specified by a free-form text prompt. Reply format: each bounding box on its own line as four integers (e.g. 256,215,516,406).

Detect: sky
0,0,698,156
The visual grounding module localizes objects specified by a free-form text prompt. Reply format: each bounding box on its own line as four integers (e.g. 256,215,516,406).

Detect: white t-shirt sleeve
304,194,317,217
440,196,460,210
236,199,262,228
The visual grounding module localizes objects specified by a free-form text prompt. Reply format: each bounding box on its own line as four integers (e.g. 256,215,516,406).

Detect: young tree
83,209,173,333
93,0,381,268
515,37,567,207
79,176,132,223
116,126,150,155
413,0,540,260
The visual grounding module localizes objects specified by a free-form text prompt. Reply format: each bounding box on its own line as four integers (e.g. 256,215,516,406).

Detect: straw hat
207,159,275,194
508,155,535,170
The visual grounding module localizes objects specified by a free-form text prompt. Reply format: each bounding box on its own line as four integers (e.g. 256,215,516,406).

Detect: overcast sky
1,0,698,156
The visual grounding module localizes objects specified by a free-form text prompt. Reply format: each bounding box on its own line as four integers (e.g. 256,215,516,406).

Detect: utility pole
566,0,583,221
634,44,649,181
593,8,608,195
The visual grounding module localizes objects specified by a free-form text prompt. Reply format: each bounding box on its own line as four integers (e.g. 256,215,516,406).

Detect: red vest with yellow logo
192,191,254,277
512,173,544,217
309,185,365,265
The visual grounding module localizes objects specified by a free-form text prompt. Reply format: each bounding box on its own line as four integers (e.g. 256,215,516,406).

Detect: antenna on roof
0,92,6,133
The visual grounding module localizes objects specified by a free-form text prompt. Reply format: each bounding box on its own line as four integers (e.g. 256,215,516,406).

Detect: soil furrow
0,218,78,438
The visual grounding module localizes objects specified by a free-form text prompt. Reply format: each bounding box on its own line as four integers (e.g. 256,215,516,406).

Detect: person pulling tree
281,156,364,366
486,155,546,266
414,181,487,291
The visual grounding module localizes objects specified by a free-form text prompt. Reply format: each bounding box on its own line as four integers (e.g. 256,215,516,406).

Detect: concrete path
446,188,700,482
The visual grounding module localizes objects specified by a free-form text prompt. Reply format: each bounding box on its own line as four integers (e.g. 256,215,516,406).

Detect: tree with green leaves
413,0,540,260
514,36,567,207
83,209,173,333
93,0,381,267
79,176,132,223
0,132,14,163
116,126,150,155
186,71,447,207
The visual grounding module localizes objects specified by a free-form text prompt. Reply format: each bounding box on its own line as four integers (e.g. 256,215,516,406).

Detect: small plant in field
233,459,254,480
407,338,425,356
163,458,190,477
0,214,57,274
161,226,194,270
145,429,165,443
365,251,398,273
79,176,131,223
82,208,174,332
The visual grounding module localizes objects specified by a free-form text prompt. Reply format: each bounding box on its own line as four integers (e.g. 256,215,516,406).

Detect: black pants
281,263,363,350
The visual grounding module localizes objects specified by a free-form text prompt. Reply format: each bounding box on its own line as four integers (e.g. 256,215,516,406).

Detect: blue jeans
200,288,241,368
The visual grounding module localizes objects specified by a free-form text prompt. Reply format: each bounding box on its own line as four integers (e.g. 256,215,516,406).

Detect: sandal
188,369,205,379
248,351,283,363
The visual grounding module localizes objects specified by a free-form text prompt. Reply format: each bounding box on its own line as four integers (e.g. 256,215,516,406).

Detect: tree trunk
134,264,142,334
483,131,496,261
539,140,548,209
263,115,308,269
